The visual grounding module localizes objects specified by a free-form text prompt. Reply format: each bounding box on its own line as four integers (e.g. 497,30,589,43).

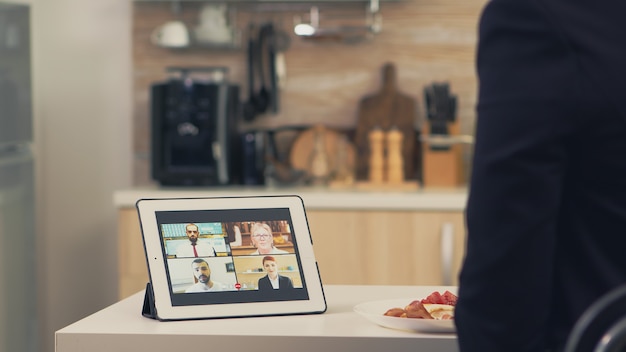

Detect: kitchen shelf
133,0,399,14
138,0,392,48
134,0,398,3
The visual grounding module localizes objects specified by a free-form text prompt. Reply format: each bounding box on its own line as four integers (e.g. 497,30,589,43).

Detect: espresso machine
151,67,240,186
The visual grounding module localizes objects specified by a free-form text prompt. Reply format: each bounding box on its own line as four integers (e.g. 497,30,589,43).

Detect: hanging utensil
242,24,260,121
254,23,271,114
266,22,280,114
272,24,290,90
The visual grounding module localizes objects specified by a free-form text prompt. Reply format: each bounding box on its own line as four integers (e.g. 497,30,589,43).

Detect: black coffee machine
151,67,241,186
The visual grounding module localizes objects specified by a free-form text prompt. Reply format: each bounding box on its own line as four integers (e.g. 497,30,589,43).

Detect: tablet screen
155,207,310,306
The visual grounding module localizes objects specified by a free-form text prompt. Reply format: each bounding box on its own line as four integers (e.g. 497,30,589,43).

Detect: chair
564,285,626,352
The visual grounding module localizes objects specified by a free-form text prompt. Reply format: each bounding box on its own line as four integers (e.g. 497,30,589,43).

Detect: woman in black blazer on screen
455,0,626,351
257,256,294,291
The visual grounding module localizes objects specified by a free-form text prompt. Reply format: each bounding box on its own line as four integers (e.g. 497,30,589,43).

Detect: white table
55,285,459,352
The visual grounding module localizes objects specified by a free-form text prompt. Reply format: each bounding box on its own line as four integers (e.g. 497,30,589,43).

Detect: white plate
353,298,456,333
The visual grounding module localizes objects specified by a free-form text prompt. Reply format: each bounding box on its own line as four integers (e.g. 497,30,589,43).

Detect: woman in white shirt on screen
249,222,288,255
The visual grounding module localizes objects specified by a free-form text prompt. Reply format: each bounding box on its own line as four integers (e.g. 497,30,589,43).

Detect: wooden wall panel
132,0,487,185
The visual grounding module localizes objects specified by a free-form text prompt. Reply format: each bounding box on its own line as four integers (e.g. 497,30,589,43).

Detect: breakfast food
421,290,458,306
384,290,457,320
423,304,455,320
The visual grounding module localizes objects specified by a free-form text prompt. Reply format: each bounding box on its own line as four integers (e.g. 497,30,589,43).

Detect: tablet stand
142,282,158,320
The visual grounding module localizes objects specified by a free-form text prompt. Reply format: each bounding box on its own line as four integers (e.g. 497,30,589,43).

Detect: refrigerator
0,3,37,352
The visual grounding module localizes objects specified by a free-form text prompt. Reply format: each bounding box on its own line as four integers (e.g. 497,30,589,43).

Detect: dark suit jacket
257,275,294,291
455,0,626,351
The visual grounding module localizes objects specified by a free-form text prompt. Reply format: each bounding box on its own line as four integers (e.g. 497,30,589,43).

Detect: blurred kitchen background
133,0,482,187
0,0,485,351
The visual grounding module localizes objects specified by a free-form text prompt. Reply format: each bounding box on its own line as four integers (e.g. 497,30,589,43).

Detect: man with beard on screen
176,223,215,258
185,259,226,293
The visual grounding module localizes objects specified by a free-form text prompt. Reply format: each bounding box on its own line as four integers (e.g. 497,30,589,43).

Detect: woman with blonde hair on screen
249,222,288,255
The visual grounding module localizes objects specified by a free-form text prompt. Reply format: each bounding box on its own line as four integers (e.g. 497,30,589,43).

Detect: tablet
136,195,327,321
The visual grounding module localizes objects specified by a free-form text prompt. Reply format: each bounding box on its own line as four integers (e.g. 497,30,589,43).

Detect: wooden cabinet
117,207,466,299
306,210,465,286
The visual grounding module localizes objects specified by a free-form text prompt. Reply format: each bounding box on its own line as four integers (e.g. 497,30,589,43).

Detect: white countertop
114,186,467,211
55,285,459,352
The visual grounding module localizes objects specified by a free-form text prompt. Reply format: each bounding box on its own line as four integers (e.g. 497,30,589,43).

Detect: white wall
31,1,132,351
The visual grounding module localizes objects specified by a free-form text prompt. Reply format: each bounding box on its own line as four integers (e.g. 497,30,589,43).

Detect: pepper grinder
368,128,385,183
386,128,404,184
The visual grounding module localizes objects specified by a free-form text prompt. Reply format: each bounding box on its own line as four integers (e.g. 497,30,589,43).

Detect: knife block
421,121,465,188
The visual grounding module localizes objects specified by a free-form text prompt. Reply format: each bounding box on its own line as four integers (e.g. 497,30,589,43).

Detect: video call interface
155,208,310,306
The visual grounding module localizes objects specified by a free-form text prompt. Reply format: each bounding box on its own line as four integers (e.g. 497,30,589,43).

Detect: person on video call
185,259,226,293
175,223,215,258
454,0,626,351
249,222,288,255
257,256,294,291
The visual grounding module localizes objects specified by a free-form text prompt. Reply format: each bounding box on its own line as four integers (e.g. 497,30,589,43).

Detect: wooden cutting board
354,63,418,181
289,125,356,180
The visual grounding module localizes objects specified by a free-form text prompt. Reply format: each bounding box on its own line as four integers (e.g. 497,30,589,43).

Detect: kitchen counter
113,186,468,211
55,285,459,352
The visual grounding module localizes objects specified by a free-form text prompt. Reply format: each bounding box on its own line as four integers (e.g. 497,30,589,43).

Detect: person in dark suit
257,256,294,291
455,0,626,351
